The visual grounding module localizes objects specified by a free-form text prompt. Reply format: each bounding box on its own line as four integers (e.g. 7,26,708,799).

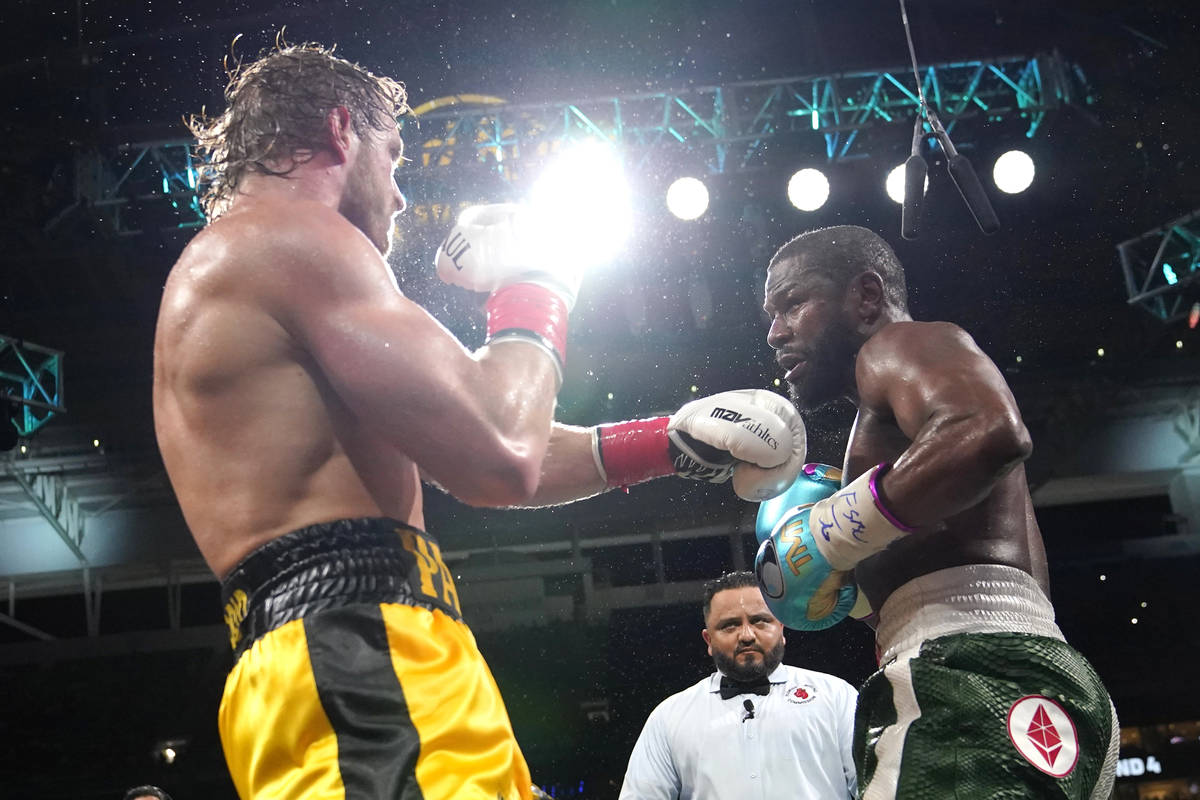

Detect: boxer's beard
712,637,785,682
341,152,395,256
788,316,859,412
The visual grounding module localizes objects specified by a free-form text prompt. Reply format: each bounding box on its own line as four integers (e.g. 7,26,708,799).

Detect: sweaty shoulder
174,198,396,322
859,320,974,362
855,321,979,406
224,198,377,276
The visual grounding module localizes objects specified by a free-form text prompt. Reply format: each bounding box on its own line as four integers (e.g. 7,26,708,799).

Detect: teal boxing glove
756,462,913,630
753,463,859,631
755,462,844,544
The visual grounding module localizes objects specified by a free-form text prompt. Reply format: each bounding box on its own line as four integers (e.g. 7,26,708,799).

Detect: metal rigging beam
66,52,1088,237
1119,208,1200,325
403,52,1084,178
0,336,65,438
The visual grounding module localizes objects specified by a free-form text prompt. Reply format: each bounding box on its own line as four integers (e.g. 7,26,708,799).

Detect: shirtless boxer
753,226,1118,799
153,43,804,800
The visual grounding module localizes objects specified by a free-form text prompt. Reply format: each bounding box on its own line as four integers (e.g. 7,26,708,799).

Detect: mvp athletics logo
1006,695,1080,778
710,407,779,450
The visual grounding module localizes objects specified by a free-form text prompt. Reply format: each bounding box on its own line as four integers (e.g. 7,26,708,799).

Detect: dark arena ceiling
2,1,1200,797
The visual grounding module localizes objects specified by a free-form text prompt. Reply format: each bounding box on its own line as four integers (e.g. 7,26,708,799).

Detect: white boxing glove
435,203,581,310
668,389,807,502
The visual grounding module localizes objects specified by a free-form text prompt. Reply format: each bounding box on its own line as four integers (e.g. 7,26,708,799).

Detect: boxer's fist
755,462,843,544
667,389,806,501
435,203,581,310
754,470,860,631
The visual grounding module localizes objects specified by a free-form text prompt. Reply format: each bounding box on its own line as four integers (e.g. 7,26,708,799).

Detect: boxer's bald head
768,225,909,312
764,225,911,410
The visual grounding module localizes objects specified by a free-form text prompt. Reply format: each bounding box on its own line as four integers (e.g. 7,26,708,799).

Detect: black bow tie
719,674,771,700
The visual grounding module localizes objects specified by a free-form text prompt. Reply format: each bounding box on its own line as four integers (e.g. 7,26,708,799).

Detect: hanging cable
897,0,999,236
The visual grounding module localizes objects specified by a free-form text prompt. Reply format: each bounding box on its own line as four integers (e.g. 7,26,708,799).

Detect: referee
618,571,857,799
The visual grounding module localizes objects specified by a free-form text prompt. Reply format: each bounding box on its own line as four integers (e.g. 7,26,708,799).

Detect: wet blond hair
187,38,409,219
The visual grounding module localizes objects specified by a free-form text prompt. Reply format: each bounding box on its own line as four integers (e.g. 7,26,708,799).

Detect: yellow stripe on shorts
218,604,532,800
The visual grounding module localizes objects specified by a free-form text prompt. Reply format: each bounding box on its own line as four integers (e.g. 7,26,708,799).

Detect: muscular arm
857,321,1032,528
523,423,608,506
263,204,560,506
521,386,809,507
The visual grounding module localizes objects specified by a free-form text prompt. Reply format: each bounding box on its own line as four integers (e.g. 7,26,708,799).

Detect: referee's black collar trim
709,664,788,692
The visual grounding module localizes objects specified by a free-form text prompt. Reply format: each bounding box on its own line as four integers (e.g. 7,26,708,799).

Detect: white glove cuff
810,464,913,571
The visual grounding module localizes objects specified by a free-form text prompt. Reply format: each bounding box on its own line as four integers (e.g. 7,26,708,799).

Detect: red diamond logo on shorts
1006,695,1080,778
1026,704,1063,766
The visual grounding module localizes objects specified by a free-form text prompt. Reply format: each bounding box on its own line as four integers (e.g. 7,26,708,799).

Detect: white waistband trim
875,564,1064,663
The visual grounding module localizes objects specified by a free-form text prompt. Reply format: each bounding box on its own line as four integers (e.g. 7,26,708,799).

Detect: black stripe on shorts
305,605,425,800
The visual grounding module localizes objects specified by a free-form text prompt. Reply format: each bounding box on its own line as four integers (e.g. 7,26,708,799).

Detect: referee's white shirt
618,663,858,800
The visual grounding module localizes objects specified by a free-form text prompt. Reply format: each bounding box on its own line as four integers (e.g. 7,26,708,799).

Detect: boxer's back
153,203,421,579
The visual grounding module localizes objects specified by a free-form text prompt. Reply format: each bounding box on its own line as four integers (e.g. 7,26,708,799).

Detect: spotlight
992,150,1035,194
787,168,829,212
153,737,189,765
529,140,632,269
886,163,927,204
666,177,709,220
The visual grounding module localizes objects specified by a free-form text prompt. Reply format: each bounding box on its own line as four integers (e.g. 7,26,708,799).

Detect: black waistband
220,518,463,659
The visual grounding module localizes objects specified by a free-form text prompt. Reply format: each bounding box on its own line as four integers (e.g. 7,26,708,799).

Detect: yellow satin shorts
217,518,532,800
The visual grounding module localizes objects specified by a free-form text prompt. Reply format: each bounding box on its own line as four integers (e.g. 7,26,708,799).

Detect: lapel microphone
743,699,755,722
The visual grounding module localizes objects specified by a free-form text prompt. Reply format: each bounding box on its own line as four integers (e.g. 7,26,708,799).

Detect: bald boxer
755,226,1118,799
154,43,805,800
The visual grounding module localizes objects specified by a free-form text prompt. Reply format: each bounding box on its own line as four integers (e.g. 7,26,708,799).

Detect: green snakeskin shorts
854,632,1118,800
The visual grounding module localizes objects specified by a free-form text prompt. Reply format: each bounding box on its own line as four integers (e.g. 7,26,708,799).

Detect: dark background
2,0,1199,797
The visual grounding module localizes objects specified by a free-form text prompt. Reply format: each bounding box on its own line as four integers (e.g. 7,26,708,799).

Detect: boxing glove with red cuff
591,389,807,502
436,203,581,386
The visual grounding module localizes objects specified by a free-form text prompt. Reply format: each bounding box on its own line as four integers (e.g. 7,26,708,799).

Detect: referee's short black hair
702,571,759,622
123,786,172,800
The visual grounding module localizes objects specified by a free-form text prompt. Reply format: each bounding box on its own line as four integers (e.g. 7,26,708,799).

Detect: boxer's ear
846,271,885,331
325,106,354,163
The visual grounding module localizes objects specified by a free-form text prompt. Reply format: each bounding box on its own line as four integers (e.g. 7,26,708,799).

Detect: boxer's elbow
977,411,1032,473
451,440,544,507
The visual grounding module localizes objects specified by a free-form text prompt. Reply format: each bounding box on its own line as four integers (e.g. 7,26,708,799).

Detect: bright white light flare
787,168,830,212
528,140,633,268
666,177,709,220
993,150,1035,194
